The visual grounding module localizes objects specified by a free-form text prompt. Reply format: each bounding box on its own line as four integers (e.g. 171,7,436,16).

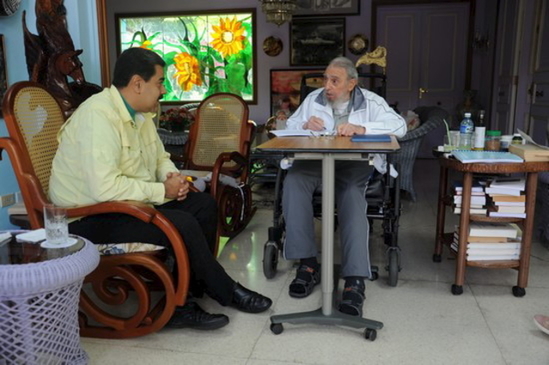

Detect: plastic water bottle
459,112,474,149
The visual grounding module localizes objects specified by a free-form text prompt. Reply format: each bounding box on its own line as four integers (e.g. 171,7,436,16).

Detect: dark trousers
69,192,235,305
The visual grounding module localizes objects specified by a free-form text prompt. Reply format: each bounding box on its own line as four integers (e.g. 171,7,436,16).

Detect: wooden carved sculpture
355,46,388,74
22,0,101,116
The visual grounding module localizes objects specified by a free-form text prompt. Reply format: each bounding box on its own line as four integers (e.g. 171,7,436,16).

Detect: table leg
454,171,473,293
434,163,449,259
321,153,335,315
516,172,538,291
269,153,383,337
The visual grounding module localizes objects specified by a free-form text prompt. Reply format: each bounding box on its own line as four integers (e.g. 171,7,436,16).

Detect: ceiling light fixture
259,0,297,26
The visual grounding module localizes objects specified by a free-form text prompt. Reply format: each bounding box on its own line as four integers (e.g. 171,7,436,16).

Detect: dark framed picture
294,0,360,16
0,35,7,118
290,18,345,66
270,68,324,117
115,9,257,104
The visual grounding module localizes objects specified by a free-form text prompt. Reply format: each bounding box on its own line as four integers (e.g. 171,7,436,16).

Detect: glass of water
44,204,68,245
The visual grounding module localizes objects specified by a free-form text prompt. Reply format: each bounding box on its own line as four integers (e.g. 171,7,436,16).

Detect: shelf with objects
432,156,549,297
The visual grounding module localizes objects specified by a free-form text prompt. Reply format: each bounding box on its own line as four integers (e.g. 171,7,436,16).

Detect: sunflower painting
117,10,255,103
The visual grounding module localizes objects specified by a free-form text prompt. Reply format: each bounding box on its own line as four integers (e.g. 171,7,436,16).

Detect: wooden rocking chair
181,93,256,249
0,81,190,339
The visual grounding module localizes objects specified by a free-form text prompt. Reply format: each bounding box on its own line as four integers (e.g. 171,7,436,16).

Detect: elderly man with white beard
282,56,406,317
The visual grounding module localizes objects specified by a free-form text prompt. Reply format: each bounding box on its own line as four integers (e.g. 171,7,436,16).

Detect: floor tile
81,159,549,365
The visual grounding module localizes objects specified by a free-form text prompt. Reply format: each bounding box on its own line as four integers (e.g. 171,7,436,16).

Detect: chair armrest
67,200,190,306
210,151,248,198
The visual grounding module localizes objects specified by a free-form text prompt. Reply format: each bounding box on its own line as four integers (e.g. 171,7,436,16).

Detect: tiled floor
82,159,549,364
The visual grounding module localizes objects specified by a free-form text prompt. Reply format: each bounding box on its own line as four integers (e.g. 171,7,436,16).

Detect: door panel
376,3,469,158
379,13,419,110
492,0,521,134
528,0,549,145
377,4,469,114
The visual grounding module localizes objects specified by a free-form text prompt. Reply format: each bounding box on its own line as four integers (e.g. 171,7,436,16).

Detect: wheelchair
262,160,402,286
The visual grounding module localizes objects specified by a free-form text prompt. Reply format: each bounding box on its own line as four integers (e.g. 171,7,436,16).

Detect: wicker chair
393,106,448,201
181,93,256,247
0,81,191,339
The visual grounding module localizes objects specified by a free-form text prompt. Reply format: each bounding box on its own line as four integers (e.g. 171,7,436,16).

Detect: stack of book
485,178,526,218
451,222,522,261
452,180,487,215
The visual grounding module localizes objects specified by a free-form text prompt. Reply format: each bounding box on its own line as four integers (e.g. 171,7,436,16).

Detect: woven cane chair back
11,85,63,195
2,82,65,227
186,93,251,174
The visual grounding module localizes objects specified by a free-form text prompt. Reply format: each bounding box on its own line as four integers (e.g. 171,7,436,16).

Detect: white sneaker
534,315,549,335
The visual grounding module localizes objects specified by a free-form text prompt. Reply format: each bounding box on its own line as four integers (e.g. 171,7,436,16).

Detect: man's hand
164,171,190,201
304,116,325,131
337,123,366,137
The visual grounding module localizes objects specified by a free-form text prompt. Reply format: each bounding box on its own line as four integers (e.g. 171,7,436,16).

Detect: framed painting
115,9,256,104
270,68,324,117
294,0,360,16
290,18,345,66
0,35,6,118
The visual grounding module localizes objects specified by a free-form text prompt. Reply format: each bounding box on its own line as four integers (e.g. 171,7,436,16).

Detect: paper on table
270,130,335,137
16,228,47,243
517,129,549,150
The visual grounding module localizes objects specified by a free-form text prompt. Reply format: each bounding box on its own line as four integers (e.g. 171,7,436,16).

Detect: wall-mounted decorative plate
347,34,369,55
263,36,283,57
0,0,21,16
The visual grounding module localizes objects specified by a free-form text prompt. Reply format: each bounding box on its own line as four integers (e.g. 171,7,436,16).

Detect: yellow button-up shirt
49,86,178,207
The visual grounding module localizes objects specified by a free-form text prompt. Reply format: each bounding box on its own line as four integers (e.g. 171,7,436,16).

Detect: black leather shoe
165,301,229,330
231,282,272,313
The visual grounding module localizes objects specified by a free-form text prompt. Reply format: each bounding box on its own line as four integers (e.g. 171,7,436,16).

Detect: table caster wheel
433,254,442,263
451,284,463,295
512,286,526,297
364,328,377,341
270,323,283,335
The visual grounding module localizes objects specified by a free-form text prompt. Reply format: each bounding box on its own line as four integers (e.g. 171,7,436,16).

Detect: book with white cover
490,178,526,189
469,222,519,238
468,242,521,249
467,253,520,260
452,180,484,193
451,243,520,258
453,207,487,215
485,187,523,196
455,204,485,209
466,248,520,255
489,212,527,218
453,195,487,205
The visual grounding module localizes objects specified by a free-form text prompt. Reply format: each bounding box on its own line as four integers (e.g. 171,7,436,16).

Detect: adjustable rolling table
256,135,400,340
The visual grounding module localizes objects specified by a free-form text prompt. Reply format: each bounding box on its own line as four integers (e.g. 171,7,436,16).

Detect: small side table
0,232,99,364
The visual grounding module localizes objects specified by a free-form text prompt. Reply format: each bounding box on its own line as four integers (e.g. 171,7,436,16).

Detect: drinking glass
44,204,68,245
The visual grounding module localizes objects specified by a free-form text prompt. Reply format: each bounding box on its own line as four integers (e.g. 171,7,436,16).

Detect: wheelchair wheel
387,249,399,287
263,242,279,279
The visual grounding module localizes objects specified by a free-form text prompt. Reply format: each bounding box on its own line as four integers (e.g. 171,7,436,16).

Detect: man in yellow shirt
49,47,271,330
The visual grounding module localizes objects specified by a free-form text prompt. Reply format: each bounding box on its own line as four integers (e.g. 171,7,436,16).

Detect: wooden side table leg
514,172,538,297
453,171,473,295
433,163,448,262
